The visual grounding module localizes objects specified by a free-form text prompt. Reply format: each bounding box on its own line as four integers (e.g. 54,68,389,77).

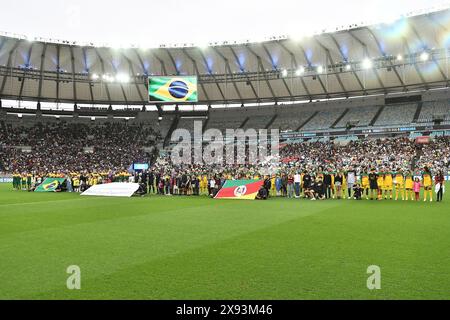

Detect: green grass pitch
0,183,449,300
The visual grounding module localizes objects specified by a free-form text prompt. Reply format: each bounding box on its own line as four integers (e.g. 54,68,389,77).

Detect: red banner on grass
214,180,264,200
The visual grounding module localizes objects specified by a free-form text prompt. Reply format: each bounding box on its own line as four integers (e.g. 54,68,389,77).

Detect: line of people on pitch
269,167,445,202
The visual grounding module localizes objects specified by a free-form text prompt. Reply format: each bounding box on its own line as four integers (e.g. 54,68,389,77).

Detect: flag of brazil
149,77,198,103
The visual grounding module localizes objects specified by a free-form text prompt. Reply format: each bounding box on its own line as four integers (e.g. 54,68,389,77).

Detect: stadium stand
334,105,381,128
374,103,418,126
206,108,248,132
268,105,317,131
301,107,348,131
417,100,450,124
176,117,206,133
0,120,159,174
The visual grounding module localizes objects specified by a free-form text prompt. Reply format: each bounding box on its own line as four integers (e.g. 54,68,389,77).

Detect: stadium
1,0,450,303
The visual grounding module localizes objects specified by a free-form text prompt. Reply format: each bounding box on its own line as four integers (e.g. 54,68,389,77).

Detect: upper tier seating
417,100,450,124
375,103,417,126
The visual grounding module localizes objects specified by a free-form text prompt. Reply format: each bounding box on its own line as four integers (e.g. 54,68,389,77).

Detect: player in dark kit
302,171,312,198
368,169,379,201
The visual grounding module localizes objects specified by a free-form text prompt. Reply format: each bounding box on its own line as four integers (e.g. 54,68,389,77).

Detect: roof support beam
245,46,277,101
297,42,328,96
69,46,77,102
410,24,447,81
197,48,226,101
108,55,129,104
133,49,147,74
228,46,259,101
93,48,112,101
277,41,312,100
211,46,243,103
328,33,366,93
0,38,6,53
182,48,210,102
82,47,94,104
348,30,386,94
261,43,293,98
18,42,34,100
38,43,48,100
402,37,428,90
365,27,407,91
0,40,21,96
426,14,449,83
149,50,168,75
163,48,179,75
122,51,144,102
56,45,61,102
314,37,347,94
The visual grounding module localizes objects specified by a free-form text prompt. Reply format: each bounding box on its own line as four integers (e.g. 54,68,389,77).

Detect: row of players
11,171,132,191
12,167,446,202
282,169,444,202
142,167,445,202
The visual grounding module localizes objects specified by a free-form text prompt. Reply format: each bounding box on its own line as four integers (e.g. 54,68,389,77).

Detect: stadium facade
0,9,449,105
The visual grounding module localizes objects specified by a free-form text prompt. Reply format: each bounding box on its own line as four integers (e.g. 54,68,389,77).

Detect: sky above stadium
0,0,448,47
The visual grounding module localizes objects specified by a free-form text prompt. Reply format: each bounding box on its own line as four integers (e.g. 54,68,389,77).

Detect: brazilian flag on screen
149,76,198,103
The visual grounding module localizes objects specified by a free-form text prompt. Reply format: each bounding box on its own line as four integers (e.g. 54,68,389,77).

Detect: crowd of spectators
0,121,159,174
124,136,449,200
147,136,450,181
1,116,449,202
279,137,450,173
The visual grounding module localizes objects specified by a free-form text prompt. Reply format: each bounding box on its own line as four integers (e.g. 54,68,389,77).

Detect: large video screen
133,163,149,171
148,76,198,103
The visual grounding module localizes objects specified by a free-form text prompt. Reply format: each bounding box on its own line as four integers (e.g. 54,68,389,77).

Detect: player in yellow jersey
394,169,405,201
404,172,414,200
330,172,336,199
383,172,393,200
21,173,27,190
270,175,276,197
342,173,347,199
377,170,385,200
73,176,80,192
197,175,203,195
202,175,208,195
422,167,433,202
360,172,370,200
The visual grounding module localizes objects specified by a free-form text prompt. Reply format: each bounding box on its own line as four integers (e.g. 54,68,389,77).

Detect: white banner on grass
81,183,140,197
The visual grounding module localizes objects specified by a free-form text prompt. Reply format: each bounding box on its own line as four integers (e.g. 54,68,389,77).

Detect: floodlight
295,67,305,76
362,58,373,69
116,73,130,83
420,52,429,62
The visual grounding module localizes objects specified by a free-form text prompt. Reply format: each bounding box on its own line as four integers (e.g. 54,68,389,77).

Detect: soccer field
0,183,449,300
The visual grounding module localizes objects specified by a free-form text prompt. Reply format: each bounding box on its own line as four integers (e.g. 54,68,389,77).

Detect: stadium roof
1,8,450,106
